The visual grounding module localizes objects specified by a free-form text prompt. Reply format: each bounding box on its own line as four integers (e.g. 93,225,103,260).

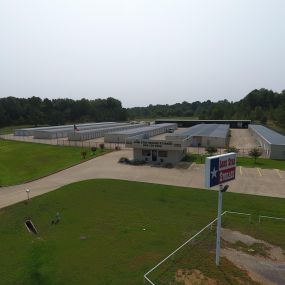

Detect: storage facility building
126,138,189,164
166,124,230,148
155,119,251,128
14,122,116,137
68,123,148,141
33,122,122,139
104,123,177,143
248,124,285,159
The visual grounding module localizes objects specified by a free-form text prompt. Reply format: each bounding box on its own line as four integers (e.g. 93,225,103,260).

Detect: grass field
0,139,110,186
0,179,284,285
184,153,285,170
0,125,48,135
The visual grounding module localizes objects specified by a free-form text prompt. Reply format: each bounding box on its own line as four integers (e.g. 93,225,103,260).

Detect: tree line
0,97,127,127
128,88,285,129
0,88,284,129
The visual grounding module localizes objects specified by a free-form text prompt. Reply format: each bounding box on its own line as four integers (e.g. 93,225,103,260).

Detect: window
158,151,168,157
142,150,151,156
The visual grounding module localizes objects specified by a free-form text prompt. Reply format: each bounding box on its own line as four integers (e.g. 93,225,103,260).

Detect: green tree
248,147,262,164
226,146,239,153
206,146,217,156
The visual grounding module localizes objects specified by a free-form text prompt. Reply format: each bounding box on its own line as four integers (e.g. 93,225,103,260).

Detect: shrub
118,157,130,164
163,162,174,168
91,146,97,154
205,146,217,156
115,145,121,151
129,160,146,166
81,151,87,159
99,143,105,150
249,147,262,164
226,146,239,153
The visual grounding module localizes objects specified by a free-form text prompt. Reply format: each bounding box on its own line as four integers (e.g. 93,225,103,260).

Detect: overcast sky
0,0,284,107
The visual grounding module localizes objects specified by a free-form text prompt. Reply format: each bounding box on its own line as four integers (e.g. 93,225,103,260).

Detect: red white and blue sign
205,153,237,188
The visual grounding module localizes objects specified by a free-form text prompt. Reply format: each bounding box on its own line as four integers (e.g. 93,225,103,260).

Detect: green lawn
0,125,48,135
0,139,110,186
184,153,285,170
0,179,284,285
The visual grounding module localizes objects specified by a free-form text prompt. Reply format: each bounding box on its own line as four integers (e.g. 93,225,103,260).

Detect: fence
0,134,128,150
144,210,285,285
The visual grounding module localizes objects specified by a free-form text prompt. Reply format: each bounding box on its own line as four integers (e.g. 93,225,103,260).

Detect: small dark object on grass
99,143,105,150
81,151,87,159
91,146,97,154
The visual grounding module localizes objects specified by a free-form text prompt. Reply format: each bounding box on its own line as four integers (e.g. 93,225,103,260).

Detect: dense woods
0,97,127,127
128,89,285,129
0,88,284,129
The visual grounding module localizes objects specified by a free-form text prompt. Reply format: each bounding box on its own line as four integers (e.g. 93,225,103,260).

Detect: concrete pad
0,150,284,210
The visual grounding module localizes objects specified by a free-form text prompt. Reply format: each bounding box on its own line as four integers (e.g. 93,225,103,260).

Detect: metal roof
16,122,116,132
107,123,176,135
249,125,285,145
171,124,229,138
33,123,121,133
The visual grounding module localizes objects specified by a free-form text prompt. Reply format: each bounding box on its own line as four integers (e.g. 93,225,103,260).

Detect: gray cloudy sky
0,0,284,107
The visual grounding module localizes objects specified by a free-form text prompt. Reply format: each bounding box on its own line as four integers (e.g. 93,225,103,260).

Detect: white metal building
68,123,148,141
14,122,116,137
104,123,177,143
126,138,189,164
32,122,122,139
248,124,285,160
166,124,230,148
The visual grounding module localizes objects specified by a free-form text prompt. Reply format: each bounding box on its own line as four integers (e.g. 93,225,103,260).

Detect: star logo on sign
211,167,218,179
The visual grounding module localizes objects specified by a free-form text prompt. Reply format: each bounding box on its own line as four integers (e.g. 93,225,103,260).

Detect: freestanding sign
205,152,237,188
204,152,237,266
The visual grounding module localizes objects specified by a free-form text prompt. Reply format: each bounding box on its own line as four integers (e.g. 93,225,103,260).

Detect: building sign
205,153,236,188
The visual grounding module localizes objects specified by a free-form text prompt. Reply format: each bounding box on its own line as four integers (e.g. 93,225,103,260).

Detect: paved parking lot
230,128,258,149
0,150,284,210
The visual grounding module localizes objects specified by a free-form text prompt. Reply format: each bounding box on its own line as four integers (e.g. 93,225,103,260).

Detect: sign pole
215,184,223,266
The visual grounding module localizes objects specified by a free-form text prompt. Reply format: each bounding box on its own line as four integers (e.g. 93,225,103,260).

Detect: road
0,150,284,209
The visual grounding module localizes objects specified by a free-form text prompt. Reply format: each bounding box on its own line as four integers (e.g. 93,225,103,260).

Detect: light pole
26,189,30,201
216,184,229,266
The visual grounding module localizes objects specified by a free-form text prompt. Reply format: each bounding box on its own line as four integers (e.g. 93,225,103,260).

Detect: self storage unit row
126,138,189,164
248,124,285,159
68,123,148,141
155,119,251,128
14,122,116,137
166,124,230,148
33,122,121,139
104,123,177,143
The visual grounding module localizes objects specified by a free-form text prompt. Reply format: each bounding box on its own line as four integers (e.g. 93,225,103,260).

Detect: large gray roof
108,123,176,135
171,124,229,138
249,125,285,145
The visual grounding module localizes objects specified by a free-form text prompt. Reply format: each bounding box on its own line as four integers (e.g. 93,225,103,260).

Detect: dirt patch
221,228,285,285
176,269,218,285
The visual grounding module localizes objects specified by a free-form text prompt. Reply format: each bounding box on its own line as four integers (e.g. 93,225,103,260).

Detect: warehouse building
104,123,177,143
248,124,285,160
14,122,116,137
68,123,148,141
166,124,230,148
126,138,189,164
155,119,251,128
33,122,122,139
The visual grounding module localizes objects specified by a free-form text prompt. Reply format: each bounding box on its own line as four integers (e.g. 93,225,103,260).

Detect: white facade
126,138,188,164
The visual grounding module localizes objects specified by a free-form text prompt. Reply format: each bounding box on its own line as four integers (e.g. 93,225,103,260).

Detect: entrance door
152,150,157,162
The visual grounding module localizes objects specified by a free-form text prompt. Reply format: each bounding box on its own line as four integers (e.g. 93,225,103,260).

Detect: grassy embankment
184,153,285,170
0,139,110,186
0,179,284,284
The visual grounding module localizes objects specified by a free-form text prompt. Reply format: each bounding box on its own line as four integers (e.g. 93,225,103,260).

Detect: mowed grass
0,139,109,186
184,153,285,170
0,179,284,285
